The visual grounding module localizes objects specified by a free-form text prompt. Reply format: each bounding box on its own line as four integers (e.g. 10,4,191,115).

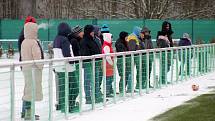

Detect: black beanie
119,31,129,40
84,25,94,35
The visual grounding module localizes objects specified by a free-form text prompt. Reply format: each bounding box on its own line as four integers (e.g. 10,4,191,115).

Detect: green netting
97,19,144,41
193,20,215,43
0,19,215,50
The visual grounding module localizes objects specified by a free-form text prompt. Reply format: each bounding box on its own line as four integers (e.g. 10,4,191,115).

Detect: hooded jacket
68,30,82,57
21,22,43,101
102,33,114,77
18,16,42,61
157,21,174,47
53,22,75,72
115,31,129,52
127,26,143,51
141,27,153,49
80,25,101,57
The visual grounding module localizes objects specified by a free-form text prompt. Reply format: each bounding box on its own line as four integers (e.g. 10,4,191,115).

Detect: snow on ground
68,73,215,121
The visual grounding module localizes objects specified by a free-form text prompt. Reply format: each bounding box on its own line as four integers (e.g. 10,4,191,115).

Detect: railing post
176,49,179,83
131,53,134,97
170,48,174,84
122,55,126,100
31,65,36,121
165,50,168,86
79,59,83,113
102,57,107,106
153,51,157,89
204,46,206,74
185,47,188,80
180,48,184,81
159,50,162,88
64,62,69,118
48,62,53,121
197,46,200,76
91,58,96,109
189,47,192,78
113,56,117,103
139,53,142,95
10,65,15,121
192,47,196,77
146,51,149,93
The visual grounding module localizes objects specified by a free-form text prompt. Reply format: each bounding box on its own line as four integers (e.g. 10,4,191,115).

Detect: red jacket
102,41,114,77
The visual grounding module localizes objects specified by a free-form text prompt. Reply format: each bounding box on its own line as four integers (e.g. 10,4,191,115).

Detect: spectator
100,24,110,45
102,33,114,97
178,33,192,76
140,27,154,88
68,25,84,57
53,22,79,113
93,25,103,95
115,31,131,93
21,22,44,120
80,25,103,104
18,16,37,62
19,16,43,120
157,21,173,85
127,26,143,92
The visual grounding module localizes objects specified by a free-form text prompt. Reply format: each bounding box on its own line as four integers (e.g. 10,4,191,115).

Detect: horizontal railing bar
0,43,214,68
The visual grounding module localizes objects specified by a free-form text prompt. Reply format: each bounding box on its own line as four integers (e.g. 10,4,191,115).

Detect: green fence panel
97,19,144,41
193,20,215,44
48,19,93,42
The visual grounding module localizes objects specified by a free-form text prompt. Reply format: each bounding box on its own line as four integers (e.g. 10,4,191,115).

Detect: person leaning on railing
140,26,154,88
126,26,143,92
53,22,79,113
115,31,131,93
156,21,174,84
80,25,103,104
178,33,192,76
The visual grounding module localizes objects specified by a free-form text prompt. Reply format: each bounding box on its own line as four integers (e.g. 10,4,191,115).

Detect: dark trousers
118,57,131,93
57,69,79,112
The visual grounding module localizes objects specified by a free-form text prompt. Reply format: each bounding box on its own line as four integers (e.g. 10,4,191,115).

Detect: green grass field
151,90,215,121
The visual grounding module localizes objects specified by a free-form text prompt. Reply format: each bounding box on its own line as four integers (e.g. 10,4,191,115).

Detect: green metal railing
0,44,214,121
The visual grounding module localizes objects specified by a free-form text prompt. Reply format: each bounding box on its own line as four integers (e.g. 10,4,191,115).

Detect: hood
57,22,71,37
141,27,151,33
103,33,112,44
119,31,128,40
93,25,101,37
132,26,141,38
84,25,94,37
24,22,38,39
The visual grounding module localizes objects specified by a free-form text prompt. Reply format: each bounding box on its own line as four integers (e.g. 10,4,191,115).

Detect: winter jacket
53,23,75,72
141,27,153,49
80,25,101,57
178,37,192,61
18,29,44,61
115,31,129,52
158,21,174,47
102,33,114,77
68,32,82,57
21,22,43,102
127,27,143,51
178,38,192,46
157,31,170,48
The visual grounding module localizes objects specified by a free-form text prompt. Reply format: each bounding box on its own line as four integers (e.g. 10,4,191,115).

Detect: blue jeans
21,101,31,117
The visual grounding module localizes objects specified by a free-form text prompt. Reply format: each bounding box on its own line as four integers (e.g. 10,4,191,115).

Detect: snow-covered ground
68,73,215,121
0,53,214,121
